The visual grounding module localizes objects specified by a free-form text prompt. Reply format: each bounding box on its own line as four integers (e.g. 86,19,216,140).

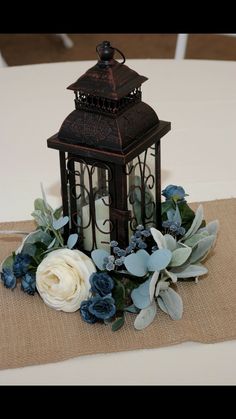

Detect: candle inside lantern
81,196,110,252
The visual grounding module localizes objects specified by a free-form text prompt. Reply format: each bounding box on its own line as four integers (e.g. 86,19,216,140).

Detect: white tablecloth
0,59,236,384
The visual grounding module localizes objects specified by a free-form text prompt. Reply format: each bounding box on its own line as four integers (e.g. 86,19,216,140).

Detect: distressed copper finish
47,41,171,252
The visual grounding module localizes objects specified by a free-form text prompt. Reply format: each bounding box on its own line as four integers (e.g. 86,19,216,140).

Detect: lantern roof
67,41,148,100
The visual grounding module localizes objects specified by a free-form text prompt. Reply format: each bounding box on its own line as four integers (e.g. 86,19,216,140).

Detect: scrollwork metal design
66,157,114,251
127,147,156,231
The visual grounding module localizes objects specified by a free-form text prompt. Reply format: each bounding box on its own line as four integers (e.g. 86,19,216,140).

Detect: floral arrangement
0,185,219,331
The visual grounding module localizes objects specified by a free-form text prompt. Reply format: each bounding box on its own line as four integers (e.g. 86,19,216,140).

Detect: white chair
175,33,236,60
0,51,7,67
55,34,74,49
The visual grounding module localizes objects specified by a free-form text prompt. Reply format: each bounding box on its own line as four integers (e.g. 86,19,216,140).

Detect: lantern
47,41,171,253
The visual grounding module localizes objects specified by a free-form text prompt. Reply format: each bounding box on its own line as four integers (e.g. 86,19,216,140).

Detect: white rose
36,248,96,312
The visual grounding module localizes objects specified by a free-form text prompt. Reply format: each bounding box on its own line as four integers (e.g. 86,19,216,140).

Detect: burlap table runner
0,198,236,370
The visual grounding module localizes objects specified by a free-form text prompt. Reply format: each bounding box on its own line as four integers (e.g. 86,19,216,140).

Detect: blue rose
1,268,16,289
89,272,114,297
13,254,31,278
88,296,116,320
21,273,36,295
80,299,97,324
162,185,188,202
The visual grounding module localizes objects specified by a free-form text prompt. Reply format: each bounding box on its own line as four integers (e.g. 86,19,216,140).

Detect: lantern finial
96,41,126,67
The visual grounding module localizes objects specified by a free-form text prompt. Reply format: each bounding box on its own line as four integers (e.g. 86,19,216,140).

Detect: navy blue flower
80,299,97,324
90,272,114,297
138,241,147,249
162,185,187,202
116,249,126,257
162,220,186,236
88,295,116,320
1,268,16,289
113,246,121,255
125,245,134,254
115,258,124,266
21,273,36,295
110,240,118,248
13,254,31,278
106,262,115,271
141,229,151,237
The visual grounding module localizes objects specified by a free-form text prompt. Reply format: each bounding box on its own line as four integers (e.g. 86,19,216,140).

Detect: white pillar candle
81,196,110,252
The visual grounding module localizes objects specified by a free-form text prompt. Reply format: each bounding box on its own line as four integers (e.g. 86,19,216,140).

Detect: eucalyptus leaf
169,247,192,267
134,300,157,330
159,288,183,320
147,249,172,271
21,243,36,256
113,280,125,310
183,205,204,240
131,290,151,310
173,205,182,225
134,278,151,297
164,234,177,251
150,227,166,249
16,230,52,255
47,237,56,249
149,271,159,301
131,278,151,309
1,254,14,271
161,200,174,215
170,263,208,278
40,182,51,212
31,210,48,227
124,252,147,277
124,304,140,314
91,249,110,270
52,216,69,231
167,208,176,221
67,234,78,249
136,249,150,267
27,230,52,245
190,235,216,263
53,206,63,220
177,201,195,231
112,315,125,332
34,198,47,213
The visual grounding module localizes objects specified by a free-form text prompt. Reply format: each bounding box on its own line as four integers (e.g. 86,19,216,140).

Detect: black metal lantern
47,41,171,253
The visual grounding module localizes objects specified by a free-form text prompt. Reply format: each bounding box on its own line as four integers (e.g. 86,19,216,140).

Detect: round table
0,59,235,384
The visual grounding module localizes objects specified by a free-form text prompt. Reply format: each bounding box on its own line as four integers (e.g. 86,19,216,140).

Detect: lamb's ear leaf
134,301,157,330
183,205,204,240
159,288,183,320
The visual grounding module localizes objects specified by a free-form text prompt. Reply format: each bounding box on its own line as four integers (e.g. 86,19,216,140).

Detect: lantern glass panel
127,145,156,234
67,157,113,252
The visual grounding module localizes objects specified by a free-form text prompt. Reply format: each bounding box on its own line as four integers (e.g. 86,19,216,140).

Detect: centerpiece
0,42,219,332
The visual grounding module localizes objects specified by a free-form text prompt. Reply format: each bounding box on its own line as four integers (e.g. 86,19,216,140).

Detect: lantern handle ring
96,41,126,66
113,47,126,65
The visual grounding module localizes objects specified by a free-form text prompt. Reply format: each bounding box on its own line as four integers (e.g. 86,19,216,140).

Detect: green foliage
112,279,125,311
177,201,196,231
112,315,125,332
1,254,14,271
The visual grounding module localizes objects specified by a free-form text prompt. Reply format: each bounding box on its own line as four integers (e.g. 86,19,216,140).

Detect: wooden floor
1,34,236,66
